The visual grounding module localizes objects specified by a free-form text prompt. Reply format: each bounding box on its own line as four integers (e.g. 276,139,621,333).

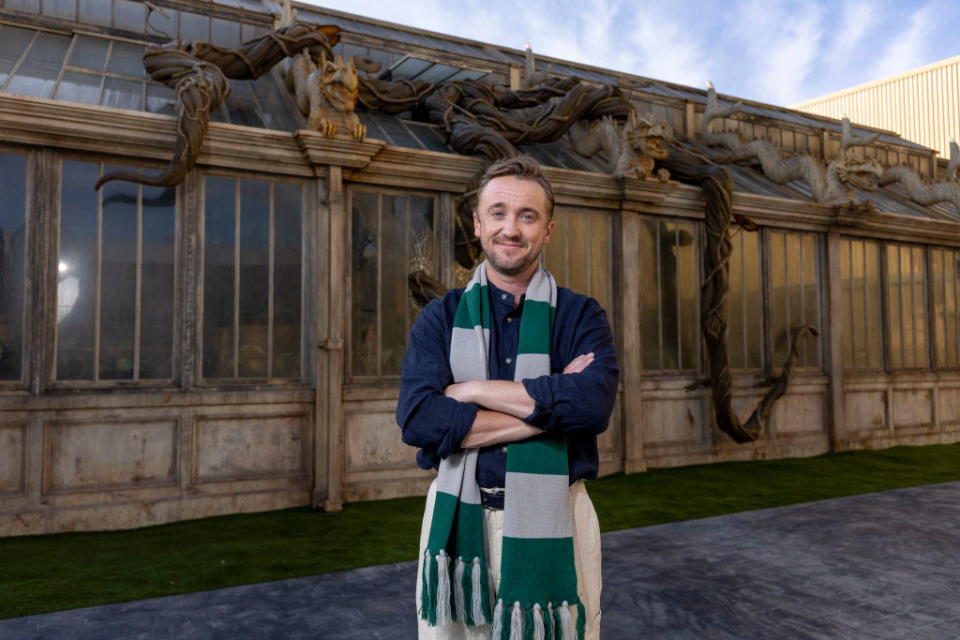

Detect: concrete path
3,482,960,639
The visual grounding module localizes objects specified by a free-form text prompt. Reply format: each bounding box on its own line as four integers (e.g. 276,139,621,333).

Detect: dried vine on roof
96,24,339,189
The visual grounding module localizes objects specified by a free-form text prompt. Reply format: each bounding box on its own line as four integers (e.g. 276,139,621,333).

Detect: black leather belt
479,487,504,510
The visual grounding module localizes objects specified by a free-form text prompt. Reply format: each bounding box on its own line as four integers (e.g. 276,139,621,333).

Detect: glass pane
0,26,35,89
911,246,928,368
743,230,763,368
381,195,407,375
66,36,108,71
238,180,269,378
638,218,661,369
728,231,746,369
58,160,99,380
99,169,138,379
4,0,39,12
42,0,75,20
101,77,143,110
146,5,177,41
55,70,102,104
249,72,298,131
840,239,854,368
863,241,882,368
203,177,236,378
565,210,588,295
5,31,70,98
273,183,301,378
211,18,240,49
801,234,820,367
589,213,611,320
113,0,145,33
769,231,789,366
179,11,209,42
107,42,145,77
0,154,27,381
140,184,175,379
77,0,111,27
351,191,378,376
675,222,699,370
224,79,263,128
145,82,175,116
887,244,904,368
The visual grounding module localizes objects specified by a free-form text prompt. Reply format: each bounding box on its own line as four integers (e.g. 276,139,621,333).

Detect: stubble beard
483,239,539,277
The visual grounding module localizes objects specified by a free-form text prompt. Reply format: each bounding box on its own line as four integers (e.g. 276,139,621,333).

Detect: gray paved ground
3,482,960,639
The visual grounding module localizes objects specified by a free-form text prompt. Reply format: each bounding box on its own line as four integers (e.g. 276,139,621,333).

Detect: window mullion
233,179,241,378
675,226,681,366
267,182,275,379
376,194,383,378
94,163,103,382
655,220,663,370
133,181,143,381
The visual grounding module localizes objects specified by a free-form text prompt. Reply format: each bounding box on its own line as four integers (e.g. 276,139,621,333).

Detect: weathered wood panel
844,390,888,432
0,423,26,496
193,413,308,483
892,388,934,429
938,386,960,427
344,401,409,472
43,419,178,493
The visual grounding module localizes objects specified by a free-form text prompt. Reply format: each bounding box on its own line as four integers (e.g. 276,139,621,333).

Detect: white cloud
727,0,824,105
869,3,935,81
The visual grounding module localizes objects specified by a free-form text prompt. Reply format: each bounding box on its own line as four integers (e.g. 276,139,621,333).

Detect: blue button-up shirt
396,280,619,487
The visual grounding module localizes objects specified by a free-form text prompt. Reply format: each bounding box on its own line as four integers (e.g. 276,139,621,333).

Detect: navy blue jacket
396,280,619,487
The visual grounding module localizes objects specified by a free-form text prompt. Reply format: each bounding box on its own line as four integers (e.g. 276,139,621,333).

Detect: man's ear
473,211,481,237
543,218,555,244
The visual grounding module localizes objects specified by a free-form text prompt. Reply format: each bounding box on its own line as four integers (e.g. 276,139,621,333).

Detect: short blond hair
475,156,555,218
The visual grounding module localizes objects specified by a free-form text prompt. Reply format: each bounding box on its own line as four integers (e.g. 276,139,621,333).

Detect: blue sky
306,0,959,107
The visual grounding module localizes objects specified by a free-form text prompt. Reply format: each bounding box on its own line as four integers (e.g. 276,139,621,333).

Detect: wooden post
826,231,845,449
322,165,346,512
620,209,646,472
312,173,331,508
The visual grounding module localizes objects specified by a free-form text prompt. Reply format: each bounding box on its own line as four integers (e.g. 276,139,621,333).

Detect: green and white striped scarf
419,261,584,640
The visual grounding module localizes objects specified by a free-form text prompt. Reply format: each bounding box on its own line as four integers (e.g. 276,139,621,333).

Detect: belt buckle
480,487,505,510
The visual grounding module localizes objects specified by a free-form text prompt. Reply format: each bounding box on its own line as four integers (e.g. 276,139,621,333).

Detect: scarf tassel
489,599,583,640
420,552,492,628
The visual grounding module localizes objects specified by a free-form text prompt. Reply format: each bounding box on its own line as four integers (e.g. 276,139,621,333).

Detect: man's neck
484,263,536,307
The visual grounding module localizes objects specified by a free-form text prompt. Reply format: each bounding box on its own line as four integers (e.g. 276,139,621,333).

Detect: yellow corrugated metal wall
793,56,960,159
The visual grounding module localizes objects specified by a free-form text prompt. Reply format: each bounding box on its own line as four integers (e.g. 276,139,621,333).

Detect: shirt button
502,446,507,453
505,357,512,364
506,317,512,323
501,293,508,300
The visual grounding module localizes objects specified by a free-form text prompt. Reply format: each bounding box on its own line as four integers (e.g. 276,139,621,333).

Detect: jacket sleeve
396,297,478,469
521,298,619,435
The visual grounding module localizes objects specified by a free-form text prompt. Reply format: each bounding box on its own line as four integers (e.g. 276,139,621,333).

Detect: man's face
473,176,554,278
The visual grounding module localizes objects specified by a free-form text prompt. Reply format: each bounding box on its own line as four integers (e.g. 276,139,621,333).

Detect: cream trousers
416,478,602,639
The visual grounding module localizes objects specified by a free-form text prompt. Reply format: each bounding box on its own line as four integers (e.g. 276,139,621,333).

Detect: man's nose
501,215,520,236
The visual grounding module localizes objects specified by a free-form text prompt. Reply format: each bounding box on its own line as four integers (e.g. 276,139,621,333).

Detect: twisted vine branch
661,148,819,443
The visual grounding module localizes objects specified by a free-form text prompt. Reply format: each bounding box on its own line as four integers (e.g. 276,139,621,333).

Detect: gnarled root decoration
878,141,960,217
702,83,882,206
661,146,818,443
96,24,339,189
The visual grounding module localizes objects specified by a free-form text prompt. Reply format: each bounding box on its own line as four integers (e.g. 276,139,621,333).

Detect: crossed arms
445,353,595,448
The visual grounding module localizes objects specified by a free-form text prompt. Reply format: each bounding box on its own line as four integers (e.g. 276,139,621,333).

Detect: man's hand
563,352,595,374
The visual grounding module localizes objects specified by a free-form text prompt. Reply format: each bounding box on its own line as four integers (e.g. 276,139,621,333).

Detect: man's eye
521,214,534,222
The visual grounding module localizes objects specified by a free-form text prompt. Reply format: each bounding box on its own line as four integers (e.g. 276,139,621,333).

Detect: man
397,156,618,639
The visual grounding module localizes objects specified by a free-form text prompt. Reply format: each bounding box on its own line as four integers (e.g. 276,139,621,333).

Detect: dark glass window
203,176,303,380
57,160,176,381
0,153,27,382
350,190,437,378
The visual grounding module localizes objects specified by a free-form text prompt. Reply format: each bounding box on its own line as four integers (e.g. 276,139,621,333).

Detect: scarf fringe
486,598,583,640
419,552,492,628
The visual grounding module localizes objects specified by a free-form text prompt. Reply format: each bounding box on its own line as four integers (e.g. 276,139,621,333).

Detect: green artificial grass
3,443,960,620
